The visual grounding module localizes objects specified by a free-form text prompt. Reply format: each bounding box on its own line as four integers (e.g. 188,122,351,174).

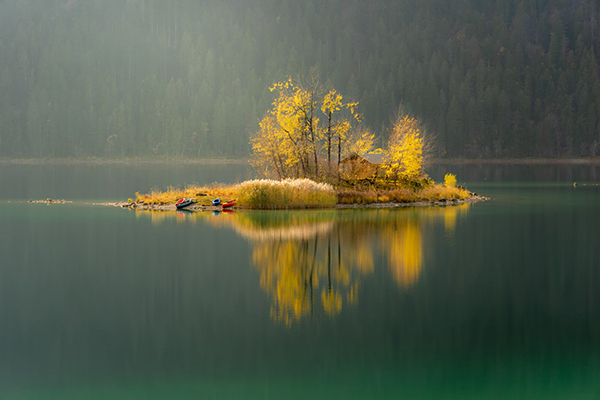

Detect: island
115,173,487,212
116,77,490,211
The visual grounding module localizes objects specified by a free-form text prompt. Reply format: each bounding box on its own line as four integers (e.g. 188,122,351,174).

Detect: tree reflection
223,206,470,325
384,218,423,288
241,213,370,325
134,205,470,325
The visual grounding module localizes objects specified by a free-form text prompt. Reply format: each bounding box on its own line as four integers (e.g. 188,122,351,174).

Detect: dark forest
1,0,599,159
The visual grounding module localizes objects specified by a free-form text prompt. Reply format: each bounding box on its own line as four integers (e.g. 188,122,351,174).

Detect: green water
1,163,599,399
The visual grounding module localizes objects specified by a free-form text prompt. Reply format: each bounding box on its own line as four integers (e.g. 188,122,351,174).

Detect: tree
383,113,426,182
250,76,364,180
320,89,364,175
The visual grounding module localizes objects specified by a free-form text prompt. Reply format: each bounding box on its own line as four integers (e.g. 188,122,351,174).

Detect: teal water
0,163,599,399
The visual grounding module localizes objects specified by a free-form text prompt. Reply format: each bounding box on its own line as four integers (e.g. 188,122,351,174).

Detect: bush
444,173,457,187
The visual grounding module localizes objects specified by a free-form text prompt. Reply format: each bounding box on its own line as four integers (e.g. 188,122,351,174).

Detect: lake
1,161,599,399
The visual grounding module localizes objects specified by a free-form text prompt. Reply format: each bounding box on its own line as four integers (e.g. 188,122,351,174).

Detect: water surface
1,162,599,399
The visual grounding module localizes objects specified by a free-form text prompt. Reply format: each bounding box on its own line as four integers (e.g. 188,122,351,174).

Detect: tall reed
235,178,337,209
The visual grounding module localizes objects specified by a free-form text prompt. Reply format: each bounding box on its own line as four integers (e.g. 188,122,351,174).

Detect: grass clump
235,178,337,209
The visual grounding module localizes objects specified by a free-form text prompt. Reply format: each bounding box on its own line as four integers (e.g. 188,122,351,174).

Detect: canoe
176,198,194,209
222,200,236,209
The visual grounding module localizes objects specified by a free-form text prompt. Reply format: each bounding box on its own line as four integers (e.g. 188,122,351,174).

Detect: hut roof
340,152,384,165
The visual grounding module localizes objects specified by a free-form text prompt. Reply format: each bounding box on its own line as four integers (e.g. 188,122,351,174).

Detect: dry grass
135,183,236,205
235,178,337,209
336,183,470,204
135,178,337,209
419,184,470,201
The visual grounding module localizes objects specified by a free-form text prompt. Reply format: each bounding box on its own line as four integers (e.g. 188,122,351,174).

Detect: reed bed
235,178,337,209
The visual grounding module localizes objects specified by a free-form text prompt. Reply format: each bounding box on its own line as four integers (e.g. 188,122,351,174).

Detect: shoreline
1,157,599,165
104,194,489,212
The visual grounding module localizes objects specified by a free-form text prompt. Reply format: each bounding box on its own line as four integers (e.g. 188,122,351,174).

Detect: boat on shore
222,200,236,209
175,198,194,209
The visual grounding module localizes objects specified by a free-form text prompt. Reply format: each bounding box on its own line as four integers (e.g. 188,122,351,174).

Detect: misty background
1,0,599,159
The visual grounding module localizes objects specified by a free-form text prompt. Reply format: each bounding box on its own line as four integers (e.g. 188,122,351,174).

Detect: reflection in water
135,205,470,325
385,219,422,287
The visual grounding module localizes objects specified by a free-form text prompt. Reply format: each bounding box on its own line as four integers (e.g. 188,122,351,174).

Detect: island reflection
138,205,470,325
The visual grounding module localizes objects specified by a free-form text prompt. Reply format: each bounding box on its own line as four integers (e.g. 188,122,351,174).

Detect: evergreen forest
1,0,599,159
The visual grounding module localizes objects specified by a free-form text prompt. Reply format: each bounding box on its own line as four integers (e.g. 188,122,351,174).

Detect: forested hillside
1,0,599,158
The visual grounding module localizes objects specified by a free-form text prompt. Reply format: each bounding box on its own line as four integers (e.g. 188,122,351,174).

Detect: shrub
444,173,457,187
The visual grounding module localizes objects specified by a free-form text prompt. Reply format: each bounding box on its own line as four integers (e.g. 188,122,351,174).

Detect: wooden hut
339,152,385,180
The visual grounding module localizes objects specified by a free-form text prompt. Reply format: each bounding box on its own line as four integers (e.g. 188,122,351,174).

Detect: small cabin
339,152,385,180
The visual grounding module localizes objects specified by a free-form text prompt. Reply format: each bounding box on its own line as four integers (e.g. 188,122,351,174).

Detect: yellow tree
250,114,289,178
321,89,343,171
320,89,365,176
342,124,379,158
271,78,310,176
251,75,367,180
384,114,425,182
250,78,319,178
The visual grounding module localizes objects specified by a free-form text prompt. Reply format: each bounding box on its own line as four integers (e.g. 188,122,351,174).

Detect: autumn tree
250,114,288,178
250,78,312,178
383,112,430,182
320,89,368,175
251,75,369,180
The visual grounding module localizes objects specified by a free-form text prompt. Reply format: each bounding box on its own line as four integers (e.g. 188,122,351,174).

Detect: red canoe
222,200,236,209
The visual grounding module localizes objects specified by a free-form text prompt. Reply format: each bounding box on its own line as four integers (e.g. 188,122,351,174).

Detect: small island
118,173,486,212
119,77,488,211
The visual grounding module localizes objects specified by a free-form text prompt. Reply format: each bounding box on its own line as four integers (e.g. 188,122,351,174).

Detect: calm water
1,162,599,399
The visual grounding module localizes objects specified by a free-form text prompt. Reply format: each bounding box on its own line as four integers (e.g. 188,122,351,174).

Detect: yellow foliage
321,89,343,115
344,128,379,157
253,76,364,180
384,115,424,181
444,173,457,187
